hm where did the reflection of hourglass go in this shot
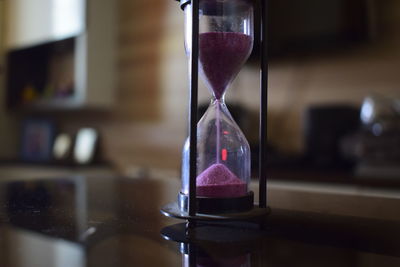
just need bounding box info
[180,0,254,213]
[161,222,265,267]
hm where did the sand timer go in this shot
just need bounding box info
[180,0,254,213]
[161,0,269,222]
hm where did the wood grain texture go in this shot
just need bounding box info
[0,1,18,160]
[52,0,400,173]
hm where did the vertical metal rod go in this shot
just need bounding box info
[188,0,199,217]
[259,0,268,208]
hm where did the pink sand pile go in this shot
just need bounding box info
[196,163,246,198]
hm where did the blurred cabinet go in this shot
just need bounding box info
[4,0,116,109]
[5,0,85,49]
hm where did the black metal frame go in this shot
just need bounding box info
[188,0,199,218]
[187,0,268,215]
[259,0,268,209]
[161,0,269,224]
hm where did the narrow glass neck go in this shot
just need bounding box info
[211,95,225,105]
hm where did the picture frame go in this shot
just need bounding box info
[21,119,55,162]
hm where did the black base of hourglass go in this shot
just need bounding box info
[178,191,254,213]
[160,195,270,223]
[160,220,268,244]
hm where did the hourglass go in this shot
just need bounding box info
[161,0,269,221]
[180,0,253,214]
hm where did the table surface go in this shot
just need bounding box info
[1,175,400,267]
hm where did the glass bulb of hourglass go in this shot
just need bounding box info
[181,0,254,201]
[199,32,253,100]
[195,100,251,197]
[181,34,253,198]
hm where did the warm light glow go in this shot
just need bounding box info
[74,128,98,164]
[53,133,72,160]
[5,0,85,49]
[52,0,85,39]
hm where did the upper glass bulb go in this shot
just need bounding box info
[185,0,254,99]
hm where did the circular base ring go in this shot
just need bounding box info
[161,222,267,245]
[160,201,270,222]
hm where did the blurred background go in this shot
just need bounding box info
[0,0,399,183]
[1,1,400,265]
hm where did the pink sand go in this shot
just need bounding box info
[196,163,246,198]
[199,32,253,100]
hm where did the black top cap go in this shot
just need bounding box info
[177,0,253,13]
[177,0,190,10]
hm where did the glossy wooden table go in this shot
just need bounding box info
[0,175,399,267]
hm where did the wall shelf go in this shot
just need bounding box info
[5,0,116,110]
